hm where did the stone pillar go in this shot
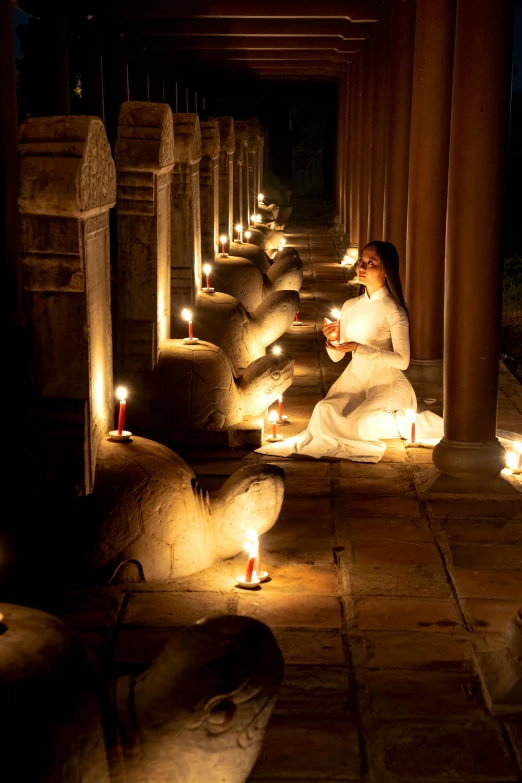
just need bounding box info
[349,53,363,248]
[115,102,174,375]
[200,120,221,263]
[368,2,391,241]
[432,0,514,484]
[211,116,235,240]
[358,37,375,252]
[171,114,202,316]
[383,0,416,281]
[258,133,265,195]
[234,120,249,228]
[18,116,116,495]
[246,118,261,223]
[405,0,456,392]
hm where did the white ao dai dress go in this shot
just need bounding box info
[258,285,443,462]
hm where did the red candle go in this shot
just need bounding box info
[117,400,126,436]
[272,420,277,438]
[245,550,255,582]
[206,273,210,289]
[411,420,416,444]
[245,231,251,243]
[220,235,227,256]
[189,320,193,340]
[295,311,299,323]
[278,396,283,420]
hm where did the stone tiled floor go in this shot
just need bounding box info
[16,219,522,781]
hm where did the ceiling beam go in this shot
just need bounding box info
[99,0,381,21]
[149,49,353,62]
[140,36,360,52]
[124,18,373,38]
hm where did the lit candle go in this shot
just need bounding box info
[272,345,281,356]
[278,395,283,420]
[347,247,359,261]
[116,386,127,436]
[244,539,257,583]
[220,234,228,256]
[279,237,286,247]
[341,254,351,266]
[405,409,416,443]
[506,451,518,471]
[245,529,260,575]
[331,308,341,343]
[258,192,264,204]
[252,214,261,225]
[515,441,522,470]
[245,231,251,243]
[236,223,243,242]
[203,263,211,290]
[182,308,193,340]
[270,409,278,439]
[295,311,300,323]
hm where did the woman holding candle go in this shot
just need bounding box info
[258,241,444,462]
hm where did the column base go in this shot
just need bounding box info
[405,359,443,399]
[432,436,507,479]
[415,467,520,498]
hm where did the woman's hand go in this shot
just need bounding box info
[326,340,358,353]
[322,320,338,340]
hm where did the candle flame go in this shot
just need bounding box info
[341,255,351,266]
[220,234,228,244]
[514,441,522,454]
[245,231,251,238]
[116,386,127,401]
[245,528,259,545]
[278,396,283,403]
[243,540,256,555]
[506,451,518,470]
[258,193,264,201]
[272,345,281,355]
[253,214,261,222]
[235,223,242,231]
[331,309,341,320]
[203,263,211,275]
[269,410,278,423]
[405,408,416,423]
[181,308,192,322]
[279,238,286,246]
[347,247,359,260]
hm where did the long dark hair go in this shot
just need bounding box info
[359,240,408,314]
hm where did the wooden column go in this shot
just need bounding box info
[432,0,514,483]
[349,53,363,248]
[368,2,391,241]
[406,0,457,390]
[335,77,345,226]
[233,120,248,228]
[358,37,376,252]
[383,0,416,281]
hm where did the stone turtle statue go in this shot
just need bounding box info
[212,252,303,312]
[148,340,294,431]
[171,289,298,373]
[0,604,284,783]
[91,436,284,582]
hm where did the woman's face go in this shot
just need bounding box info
[357,245,386,289]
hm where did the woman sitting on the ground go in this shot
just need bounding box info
[258,240,442,462]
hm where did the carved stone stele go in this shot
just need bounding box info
[200,119,221,264]
[234,120,249,229]
[19,116,116,495]
[210,116,235,239]
[115,101,175,372]
[246,118,262,225]
[0,604,284,783]
[171,113,202,316]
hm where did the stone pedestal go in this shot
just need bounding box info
[234,120,249,229]
[211,116,235,239]
[115,101,174,373]
[19,115,116,495]
[171,113,202,317]
[200,119,221,265]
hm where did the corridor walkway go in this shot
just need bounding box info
[18,217,522,781]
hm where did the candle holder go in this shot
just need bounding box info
[423,398,437,406]
[405,441,423,449]
[276,415,289,425]
[201,287,215,294]
[266,433,283,443]
[109,430,132,442]
[183,337,199,345]
[236,575,261,589]
[292,319,303,326]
